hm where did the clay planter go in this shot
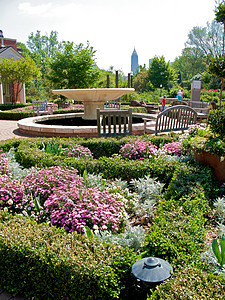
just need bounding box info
[194,150,225,184]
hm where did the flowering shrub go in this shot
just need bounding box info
[0,151,9,175]
[0,175,24,213]
[44,185,126,234]
[119,139,186,160]
[23,166,83,204]
[119,139,158,160]
[62,144,93,159]
[159,141,186,156]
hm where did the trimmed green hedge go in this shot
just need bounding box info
[14,138,179,183]
[0,212,139,300]
[0,103,28,111]
[0,109,84,120]
[151,266,225,299]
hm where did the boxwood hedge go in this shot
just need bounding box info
[0,212,140,300]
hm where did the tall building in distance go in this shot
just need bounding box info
[131,48,138,74]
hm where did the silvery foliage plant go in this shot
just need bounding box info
[130,175,164,217]
[214,197,225,224]
[201,197,225,276]
[6,148,34,179]
[95,226,146,252]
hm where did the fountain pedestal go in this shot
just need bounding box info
[52,88,135,119]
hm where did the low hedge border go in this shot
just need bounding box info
[0,106,145,120]
[151,265,225,299]
[14,138,179,183]
[0,109,84,120]
[0,212,139,300]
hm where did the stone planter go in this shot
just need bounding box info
[194,150,225,184]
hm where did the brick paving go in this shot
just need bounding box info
[0,120,37,141]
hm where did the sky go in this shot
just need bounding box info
[0,0,217,74]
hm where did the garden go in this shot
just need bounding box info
[0,108,225,299]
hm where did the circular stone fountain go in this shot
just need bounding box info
[52,88,134,119]
[18,88,155,137]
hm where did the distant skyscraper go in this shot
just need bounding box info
[131,48,138,74]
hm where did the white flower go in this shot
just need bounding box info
[7,200,13,205]
[102,225,107,230]
[93,224,98,230]
[220,156,224,162]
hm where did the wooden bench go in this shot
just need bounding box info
[32,100,53,116]
[144,105,197,135]
[105,98,121,110]
[97,108,132,137]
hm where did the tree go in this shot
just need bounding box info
[133,69,150,92]
[215,0,225,53]
[172,47,206,82]
[26,30,62,72]
[0,56,41,103]
[94,67,127,88]
[48,41,99,89]
[148,56,175,89]
[186,20,223,57]
[208,54,225,107]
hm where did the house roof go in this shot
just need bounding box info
[0,46,23,60]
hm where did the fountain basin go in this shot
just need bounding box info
[17,112,153,138]
[52,88,135,119]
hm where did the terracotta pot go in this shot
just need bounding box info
[194,150,225,184]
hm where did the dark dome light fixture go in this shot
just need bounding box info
[132,257,173,287]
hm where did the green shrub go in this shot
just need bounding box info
[150,266,225,299]
[208,108,225,138]
[0,108,83,120]
[0,103,29,111]
[0,212,138,300]
[164,161,218,202]
[14,139,179,182]
[144,200,206,267]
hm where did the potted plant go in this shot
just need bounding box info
[182,108,225,183]
[54,97,71,109]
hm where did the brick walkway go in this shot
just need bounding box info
[0,120,37,141]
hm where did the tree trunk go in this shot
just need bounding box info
[220,77,224,108]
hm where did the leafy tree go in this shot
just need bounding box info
[186,20,223,56]
[48,41,99,89]
[0,56,41,103]
[208,54,225,107]
[27,30,62,73]
[148,56,175,89]
[172,47,206,83]
[215,0,225,53]
[133,69,150,92]
[94,67,127,88]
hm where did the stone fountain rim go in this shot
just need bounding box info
[17,112,151,137]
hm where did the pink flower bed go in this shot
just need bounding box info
[119,139,158,160]
[23,166,84,204]
[0,162,125,234]
[0,152,9,175]
[0,175,24,213]
[159,141,186,156]
[44,186,124,234]
[61,145,92,158]
[119,140,185,160]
